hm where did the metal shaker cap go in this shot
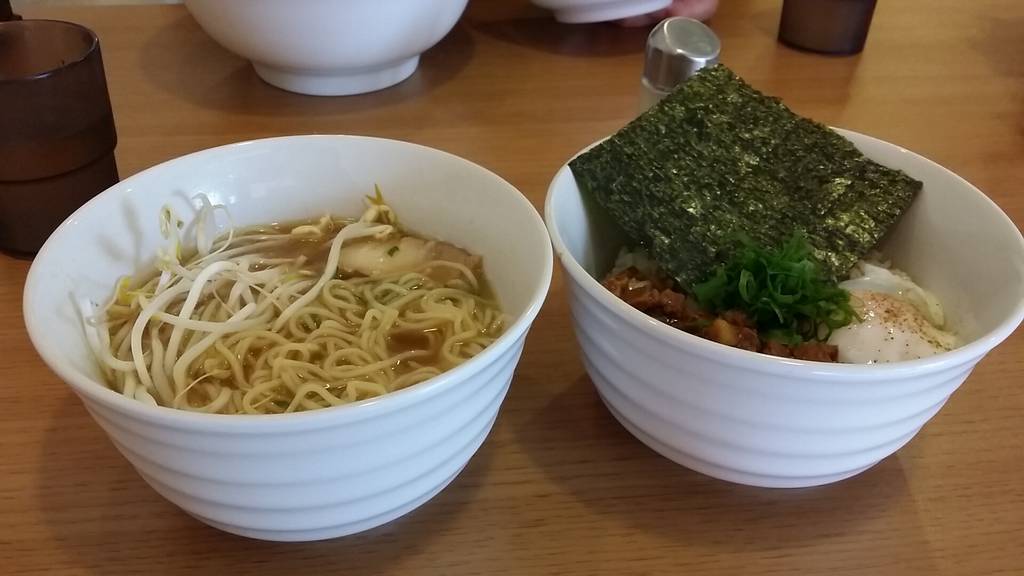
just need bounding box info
[643,17,720,92]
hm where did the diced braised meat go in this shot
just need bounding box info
[721,310,753,328]
[602,269,661,312]
[761,340,793,358]
[601,266,838,362]
[622,280,660,311]
[603,270,699,321]
[703,318,739,347]
[702,318,760,351]
[792,342,839,362]
[659,289,686,319]
[735,326,760,352]
[602,268,634,299]
[679,296,715,327]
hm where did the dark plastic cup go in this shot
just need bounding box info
[1,1,20,22]
[778,0,878,55]
[0,19,118,255]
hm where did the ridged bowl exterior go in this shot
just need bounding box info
[78,335,524,540]
[546,129,1024,488]
[25,135,553,540]
[568,280,969,487]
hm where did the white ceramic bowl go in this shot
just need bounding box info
[183,0,468,96]
[546,128,1024,488]
[25,135,552,541]
[530,0,671,23]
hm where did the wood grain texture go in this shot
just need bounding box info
[3,1,1022,574]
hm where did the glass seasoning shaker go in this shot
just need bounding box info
[639,17,721,113]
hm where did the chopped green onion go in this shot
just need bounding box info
[693,232,858,343]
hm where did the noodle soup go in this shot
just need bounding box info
[82,192,504,415]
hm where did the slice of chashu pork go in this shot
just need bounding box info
[339,234,482,283]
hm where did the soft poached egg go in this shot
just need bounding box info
[828,263,957,364]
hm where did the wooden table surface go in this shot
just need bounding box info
[4,1,1023,574]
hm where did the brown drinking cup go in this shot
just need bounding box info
[778,0,878,55]
[0,19,118,255]
[1,0,20,22]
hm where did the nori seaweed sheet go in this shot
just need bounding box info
[569,65,922,288]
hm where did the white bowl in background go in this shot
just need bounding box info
[531,0,671,23]
[24,135,553,541]
[545,128,1024,488]
[183,0,468,96]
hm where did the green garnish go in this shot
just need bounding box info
[366,183,386,206]
[692,232,858,342]
[387,246,399,257]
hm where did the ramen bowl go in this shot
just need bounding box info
[530,0,671,23]
[24,135,553,541]
[545,129,1024,488]
[184,0,468,96]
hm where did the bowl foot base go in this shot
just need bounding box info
[552,0,671,23]
[252,56,420,96]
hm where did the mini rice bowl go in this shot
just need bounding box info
[545,128,1024,488]
[24,135,553,541]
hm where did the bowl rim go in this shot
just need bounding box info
[23,134,554,430]
[545,127,1024,380]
